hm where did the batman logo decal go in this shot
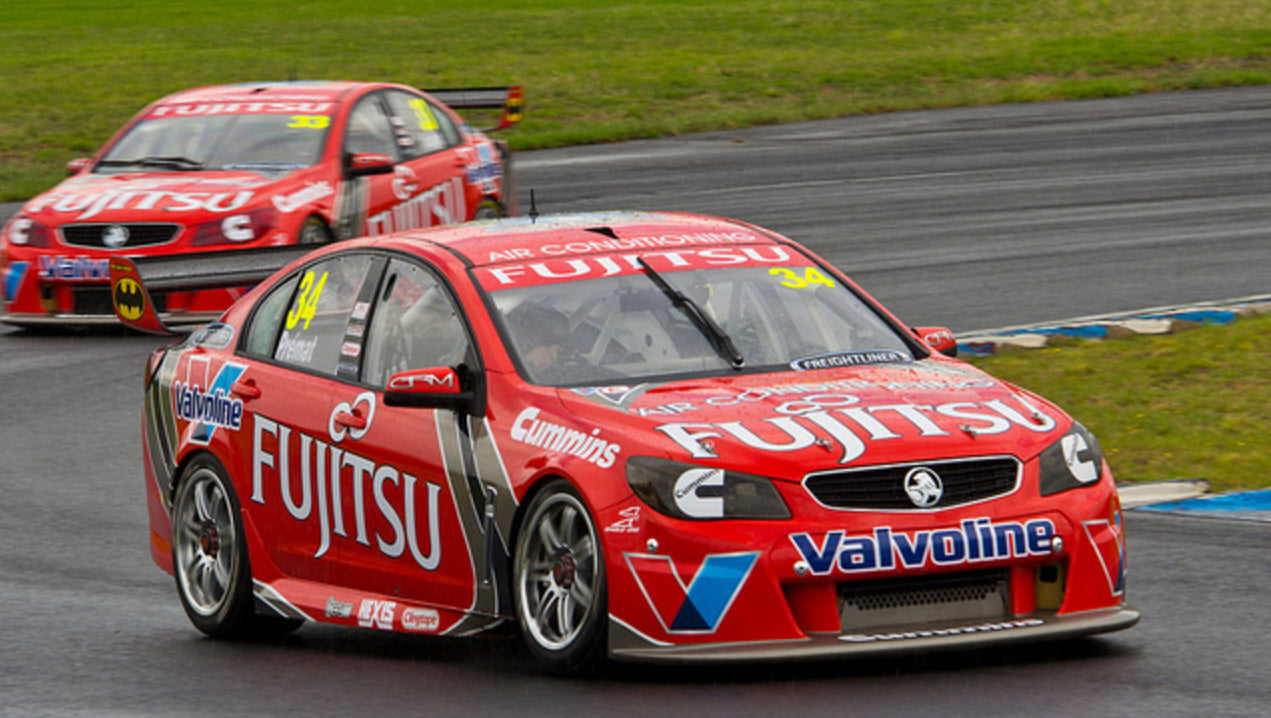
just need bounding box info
[113,277,145,321]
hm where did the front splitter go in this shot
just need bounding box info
[608,606,1139,663]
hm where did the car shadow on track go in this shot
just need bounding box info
[211,623,1137,684]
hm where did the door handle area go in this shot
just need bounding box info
[231,379,262,400]
[332,411,367,430]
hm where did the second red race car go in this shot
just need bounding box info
[111,212,1138,673]
[1,80,522,327]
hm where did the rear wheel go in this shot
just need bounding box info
[513,480,607,673]
[172,455,300,639]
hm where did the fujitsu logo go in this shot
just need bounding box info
[656,394,1057,465]
[27,188,254,220]
[250,408,441,571]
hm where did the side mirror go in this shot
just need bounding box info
[345,152,395,178]
[915,326,958,357]
[384,366,481,413]
[66,158,91,175]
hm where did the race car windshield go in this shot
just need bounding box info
[489,263,915,386]
[96,113,326,175]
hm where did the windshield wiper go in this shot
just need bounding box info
[637,257,745,370]
[97,156,204,170]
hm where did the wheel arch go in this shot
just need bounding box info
[505,471,594,554]
[506,471,612,672]
[169,446,237,502]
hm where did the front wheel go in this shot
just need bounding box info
[473,198,505,221]
[297,216,333,244]
[513,480,607,673]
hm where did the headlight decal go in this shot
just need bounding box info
[1038,422,1105,496]
[627,456,790,520]
[673,467,727,518]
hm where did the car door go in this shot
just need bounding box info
[231,251,382,584]
[335,90,466,239]
[327,255,512,625]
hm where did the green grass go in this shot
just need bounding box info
[970,313,1271,492]
[5,2,1269,492]
[2,0,1271,199]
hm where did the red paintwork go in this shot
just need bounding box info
[134,213,1134,660]
[1,81,512,325]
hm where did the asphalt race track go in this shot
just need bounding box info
[3,87,1270,717]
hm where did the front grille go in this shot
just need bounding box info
[804,457,1019,510]
[839,568,1009,632]
[61,223,181,248]
[71,287,115,315]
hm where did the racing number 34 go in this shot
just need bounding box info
[770,267,834,290]
[287,270,328,331]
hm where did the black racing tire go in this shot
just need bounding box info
[297,216,333,244]
[513,479,608,674]
[473,198,505,221]
[171,455,300,639]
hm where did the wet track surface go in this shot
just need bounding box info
[3,87,1271,716]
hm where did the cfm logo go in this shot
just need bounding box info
[625,551,759,634]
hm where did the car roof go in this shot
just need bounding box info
[367,211,788,270]
[153,80,375,107]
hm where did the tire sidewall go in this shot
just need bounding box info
[171,454,255,638]
[473,198,505,221]
[297,216,333,244]
[513,479,608,673]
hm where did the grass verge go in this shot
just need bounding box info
[2,0,1271,199]
[970,313,1271,491]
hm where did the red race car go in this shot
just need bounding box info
[111,212,1137,673]
[1,81,522,327]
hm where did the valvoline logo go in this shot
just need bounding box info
[173,356,247,445]
[625,551,759,633]
[2,261,27,302]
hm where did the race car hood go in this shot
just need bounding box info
[18,171,287,224]
[562,358,1071,480]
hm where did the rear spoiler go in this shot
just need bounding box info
[424,85,524,131]
[109,246,312,335]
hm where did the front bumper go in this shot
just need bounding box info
[1,264,230,328]
[599,467,1134,662]
[609,606,1139,663]
[1,307,222,328]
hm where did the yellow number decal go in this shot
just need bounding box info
[769,267,835,289]
[770,267,804,288]
[803,267,835,288]
[287,115,331,129]
[286,270,328,330]
[408,99,439,131]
